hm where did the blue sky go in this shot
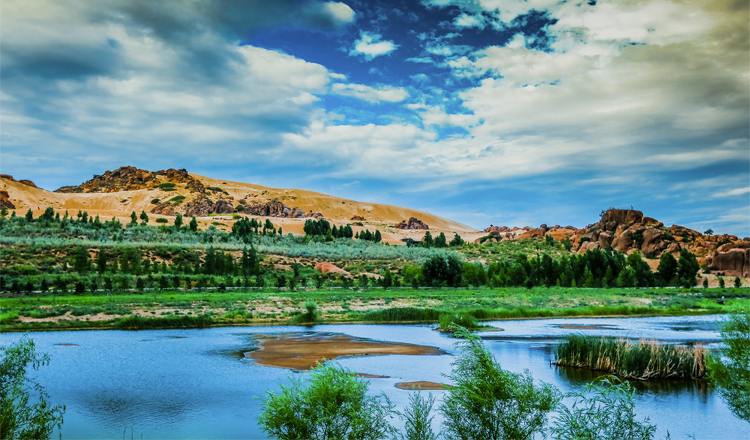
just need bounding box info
[1,0,748,235]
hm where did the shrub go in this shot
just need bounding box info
[167,195,186,205]
[707,308,750,421]
[151,198,160,204]
[552,377,657,440]
[155,218,168,224]
[290,300,319,324]
[258,362,396,440]
[0,336,66,438]
[440,327,561,440]
[400,392,437,440]
[158,183,177,191]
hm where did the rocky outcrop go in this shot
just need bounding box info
[599,209,643,231]
[351,215,366,221]
[150,203,176,216]
[518,226,547,239]
[55,166,205,194]
[578,241,600,254]
[314,262,349,275]
[395,217,429,230]
[0,190,15,209]
[185,195,212,217]
[0,175,37,188]
[242,199,306,218]
[611,229,634,253]
[710,249,750,277]
[212,199,234,215]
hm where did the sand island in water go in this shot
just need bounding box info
[245,332,447,370]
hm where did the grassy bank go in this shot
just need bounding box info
[554,335,708,379]
[1,286,748,331]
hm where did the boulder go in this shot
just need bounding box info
[578,241,600,254]
[546,228,575,240]
[0,190,15,209]
[185,195,212,217]
[17,180,37,188]
[310,212,324,219]
[598,232,612,249]
[150,203,176,216]
[611,229,634,253]
[289,208,306,218]
[599,209,643,231]
[314,262,349,275]
[718,241,750,253]
[642,217,663,227]
[394,217,429,230]
[641,229,667,256]
[665,242,681,255]
[518,226,547,239]
[211,199,234,214]
[351,215,366,221]
[712,249,750,277]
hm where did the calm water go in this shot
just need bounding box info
[1,315,746,439]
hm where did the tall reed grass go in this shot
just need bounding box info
[113,314,213,330]
[554,335,707,379]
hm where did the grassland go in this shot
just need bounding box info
[1,286,747,332]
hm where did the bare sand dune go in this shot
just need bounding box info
[1,173,478,238]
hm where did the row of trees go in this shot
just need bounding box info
[421,231,464,248]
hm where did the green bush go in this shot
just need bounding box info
[0,312,19,325]
[158,183,177,191]
[113,314,213,329]
[167,195,186,204]
[151,198,160,204]
[258,362,396,440]
[155,218,168,224]
[707,308,750,421]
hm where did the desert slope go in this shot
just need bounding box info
[0,169,476,236]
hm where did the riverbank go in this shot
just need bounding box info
[1,286,747,332]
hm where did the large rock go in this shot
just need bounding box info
[599,209,643,231]
[151,203,176,215]
[712,249,750,277]
[598,232,612,249]
[0,190,15,209]
[518,225,547,239]
[641,228,668,256]
[395,217,429,230]
[611,229,634,253]
[578,241,600,254]
[718,241,750,253]
[642,217,663,227]
[185,195,212,217]
[54,166,205,194]
[665,242,681,255]
[211,199,234,214]
[351,215,366,221]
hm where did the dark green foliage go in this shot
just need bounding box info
[25,209,33,223]
[151,198,160,204]
[440,327,561,440]
[657,252,677,285]
[189,216,198,232]
[258,362,396,440]
[434,232,447,248]
[555,335,706,379]
[291,300,319,324]
[677,248,699,287]
[707,309,750,421]
[449,234,464,247]
[552,377,657,440]
[1,336,65,439]
[130,211,137,225]
[158,182,176,191]
[155,218,168,224]
[422,255,463,287]
[113,314,213,329]
[735,277,742,288]
[139,210,149,225]
[422,231,434,248]
[438,312,479,330]
[360,307,442,322]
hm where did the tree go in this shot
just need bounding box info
[562,235,572,251]
[552,377,657,440]
[0,206,8,219]
[0,336,65,439]
[24,209,33,223]
[735,277,742,288]
[703,277,709,289]
[73,246,90,273]
[656,252,678,285]
[189,216,198,233]
[719,276,725,289]
[258,362,396,440]
[374,230,382,243]
[97,249,107,275]
[707,309,750,421]
[704,229,714,236]
[450,234,464,247]
[422,231,433,248]
[129,211,138,225]
[174,214,183,229]
[422,255,463,287]
[440,327,561,440]
[677,248,700,287]
[139,210,149,225]
[434,232,447,248]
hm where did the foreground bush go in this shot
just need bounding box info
[258,362,396,440]
[440,327,561,440]
[1,336,65,439]
[707,308,750,421]
[552,377,657,440]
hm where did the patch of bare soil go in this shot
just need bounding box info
[246,332,446,370]
[395,381,450,390]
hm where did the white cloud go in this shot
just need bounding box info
[349,32,398,60]
[454,13,485,29]
[712,187,750,198]
[322,2,356,25]
[331,83,409,103]
[406,56,435,64]
[410,73,430,83]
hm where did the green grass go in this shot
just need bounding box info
[555,335,707,379]
[113,314,213,330]
[1,287,747,331]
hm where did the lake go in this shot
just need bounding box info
[1,315,746,439]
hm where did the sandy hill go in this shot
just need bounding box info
[0,167,476,244]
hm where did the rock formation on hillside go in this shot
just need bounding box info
[55,166,205,194]
[0,190,15,209]
[395,217,429,230]
[351,215,366,221]
[0,175,37,188]
[239,199,307,218]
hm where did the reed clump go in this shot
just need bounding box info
[554,335,707,379]
[113,314,213,330]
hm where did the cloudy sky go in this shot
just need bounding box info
[2,0,748,235]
